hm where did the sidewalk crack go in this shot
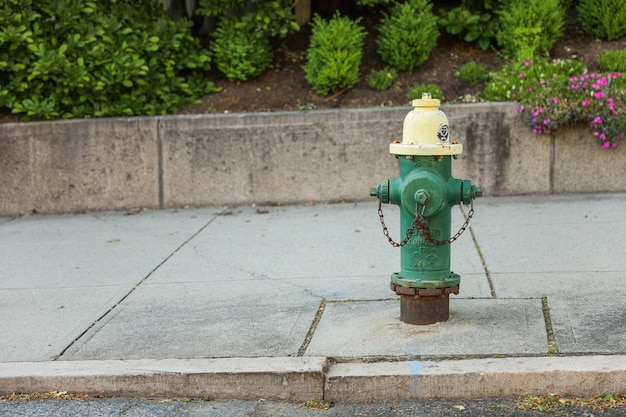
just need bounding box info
[297,300,326,357]
[542,296,559,355]
[461,205,496,298]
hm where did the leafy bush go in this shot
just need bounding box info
[518,72,626,148]
[377,0,439,71]
[577,0,626,40]
[438,6,497,50]
[482,58,586,102]
[408,84,444,101]
[197,0,298,82]
[598,50,626,72]
[0,0,217,121]
[496,0,565,59]
[303,13,366,95]
[454,61,490,85]
[211,19,273,81]
[367,67,397,90]
[197,0,299,39]
[355,0,394,6]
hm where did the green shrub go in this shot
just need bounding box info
[598,50,626,72]
[481,58,586,102]
[578,0,626,40]
[303,13,366,95]
[355,0,394,6]
[496,0,565,60]
[367,67,397,90]
[377,0,439,71]
[0,0,218,121]
[197,0,299,39]
[211,19,273,81]
[408,84,444,101]
[438,7,497,50]
[454,61,490,85]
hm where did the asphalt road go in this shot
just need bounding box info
[2,398,626,417]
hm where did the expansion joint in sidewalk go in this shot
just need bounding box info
[542,296,559,354]
[460,205,496,297]
[54,215,219,360]
[297,300,326,357]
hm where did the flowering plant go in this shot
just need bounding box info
[482,59,586,102]
[514,61,626,148]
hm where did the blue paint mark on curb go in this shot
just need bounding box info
[410,361,421,396]
[411,361,421,375]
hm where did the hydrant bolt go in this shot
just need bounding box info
[414,190,428,206]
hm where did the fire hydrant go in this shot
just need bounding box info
[370,93,482,325]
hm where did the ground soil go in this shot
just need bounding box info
[179,10,626,116]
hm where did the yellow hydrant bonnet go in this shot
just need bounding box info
[389,93,463,156]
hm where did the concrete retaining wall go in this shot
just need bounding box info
[1,102,624,216]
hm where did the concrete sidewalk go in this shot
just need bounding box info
[1,193,625,401]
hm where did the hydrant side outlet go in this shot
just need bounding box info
[372,93,482,325]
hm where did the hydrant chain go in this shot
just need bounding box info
[417,202,474,246]
[376,199,474,247]
[377,199,418,247]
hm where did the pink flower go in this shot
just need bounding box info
[602,141,611,149]
[582,100,591,106]
[552,97,559,104]
[527,87,533,92]
[591,116,603,124]
[594,91,604,99]
[518,73,524,78]
[523,60,531,67]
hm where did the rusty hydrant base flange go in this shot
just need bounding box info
[399,295,451,325]
[391,283,459,325]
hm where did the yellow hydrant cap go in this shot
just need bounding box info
[389,93,463,156]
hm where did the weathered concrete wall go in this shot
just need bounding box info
[0,118,159,215]
[1,103,624,216]
[160,108,404,208]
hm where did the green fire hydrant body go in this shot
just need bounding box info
[371,94,482,325]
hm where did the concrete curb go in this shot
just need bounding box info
[326,356,626,401]
[0,357,327,400]
[2,355,625,401]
